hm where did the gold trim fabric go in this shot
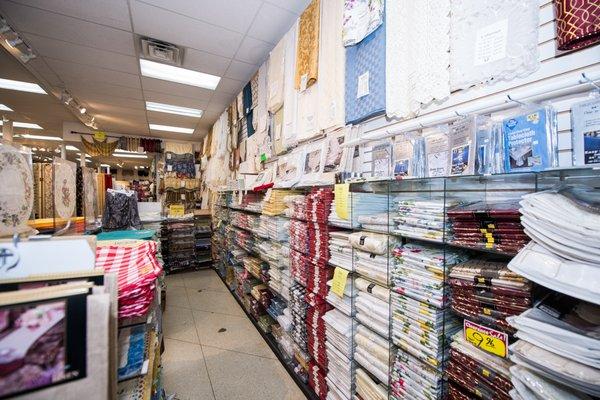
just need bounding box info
[81,136,119,157]
[295,0,320,90]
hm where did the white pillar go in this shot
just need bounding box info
[2,120,13,142]
[60,143,66,159]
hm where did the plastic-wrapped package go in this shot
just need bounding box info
[423,125,450,177]
[510,365,593,400]
[448,116,477,176]
[275,148,305,188]
[392,132,421,177]
[299,139,327,186]
[501,104,558,173]
[571,96,600,166]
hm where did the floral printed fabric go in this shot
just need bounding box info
[342,0,384,46]
[53,157,76,220]
[295,0,320,90]
[0,142,33,236]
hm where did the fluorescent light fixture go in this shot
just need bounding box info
[20,134,62,141]
[145,101,203,118]
[114,148,146,154]
[140,59,220,90]
[66,145,79,151]
[100,163,111,168]
[112,153,148,159]
[76,158,91,163]
[149,123,194,134]
[0,104,13,111]
[0,121,43,129]
[0,78,46,94]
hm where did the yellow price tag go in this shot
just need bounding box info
[334,183,350,220]
[464,320,508,358]
[485,242,494,248]
[487,224,495,229]
[169,204,185,218]
[331,267,349,297]
[481,368,491,378]
[94,130,106,141]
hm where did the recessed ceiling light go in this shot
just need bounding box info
[0,121,43,129]
[140,59,220,90]
[145,101,203,118]
[149,123,194,134]
[20,134,62,141]
[111,153,148,159]
[0,78,46,94]
[0,104,13,111]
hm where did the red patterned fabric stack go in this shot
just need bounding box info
[96,241,162,319]
[308,360,329,400]
[554,0,600,50]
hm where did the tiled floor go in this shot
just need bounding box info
[163,269,307,400]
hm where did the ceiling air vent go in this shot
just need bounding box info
[140,37,183,65]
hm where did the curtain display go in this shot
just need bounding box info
[342,0,385,46]
[345,18,386,124]
[283,21,300,149]
[53,157,76,220]
[81,135,119,157]
[267,35,286,113]
[0,141,33,237]
[295,0,321,90]
[450,0,540,90]
[386,0,450,119]
[554,0,600,51]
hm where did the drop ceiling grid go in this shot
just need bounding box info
[0,0,310,138]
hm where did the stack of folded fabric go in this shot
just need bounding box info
[449,259,532,334]
[328,231,353,271]
[323,309,354,400]
[284,194,308,220]
[263,189,303,215]
[509,185,600,304]
[506,291,600,399]
[355,278,389,339]
[231,228,255,254]
[161,217,197,272]
[355,325,390,387]
[393,198,451,242]
[306,187,334,224]
[306,294,331,398]
[392,242,466,309]
[447,201,528,254]
[291,249,310,287]
[231,210,260,232]
[96,241,162,319]
[290,219,309,254]
[357,213,392,233]
[325,277,356,317]
[329,200,354,229]
[235,191,263,212]
[309,360,328,400]
[242,255,268,282]
[350,231,395,286]
[290,282,308,352]
[265,215,290,241]
[444,333,513,400]
[356,368,387,400]
[352,193,390,228]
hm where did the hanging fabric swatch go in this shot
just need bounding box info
[268,36,286,113]
[386,0,450,119]
[53,157,76,220]
[255,61,268,135]
[345,17,386,124]
[283,21,300,149]
[243,81,255,137]
[450,0,540,90]
[295,0,321,90]
[318,0,346,132]
[165,141,193,155]
[297,84,319,141]
[554,0,600,51]
[342,0,385,46]
[0,141,33,237]
[81,135,119,157]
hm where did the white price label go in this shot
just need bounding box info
[357,71,370,99]
[474,19,508,66]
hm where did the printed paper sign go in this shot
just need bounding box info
[169,204,185,218]
[464,319,508,358]
[334,183,350,220]
[331,267,349,297]
[357,71,370,99]
[474,19,508,66]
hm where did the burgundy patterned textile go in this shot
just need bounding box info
[554,0,600,50]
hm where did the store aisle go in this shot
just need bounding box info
[162,269,307,400]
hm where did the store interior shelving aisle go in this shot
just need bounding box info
[162,269,306,400]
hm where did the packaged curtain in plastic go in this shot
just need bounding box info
[271,106,285,156]
[449,0,539,90]
[342,0,384,46]
[299,139,327,186]
[317,0,345,132]
[423,125,450,177]
[323,309,354,399]
[345,16,386,124]
[355,325,390,385]
[370,141,393,179]
[448,116,477,176]
[275,148,305,188]
[328,231,353,270]
[295,0,320,90]
[393,198,450,242]
[501,105,558,173]
[355,279,390,338]
[386,0,450,119]
[554,0,600,51]
[356,367,387,400]
[392,132,422,178]
[283,21,300,150]
[572,96,600,166]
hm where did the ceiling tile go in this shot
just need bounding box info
[208,91,235,110]
[215,77,244,95]
[26,58,63,87]
[74,94,145,110]
[137,0,262,34]
[0,1,135,55]
[142,91,209,110]
[24,33,138,74]
[10,0,132,31]
[263,0,311,14]
[130,1,244,58]
[184,48,230,77]
[0,46,39,81]
[45,58,141,89]
[68,82,144,100]
[224,60,258,82]
[234,36,272,65]
[247,3,297,44]
[141,77,213,101]
[89,103,147,119]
